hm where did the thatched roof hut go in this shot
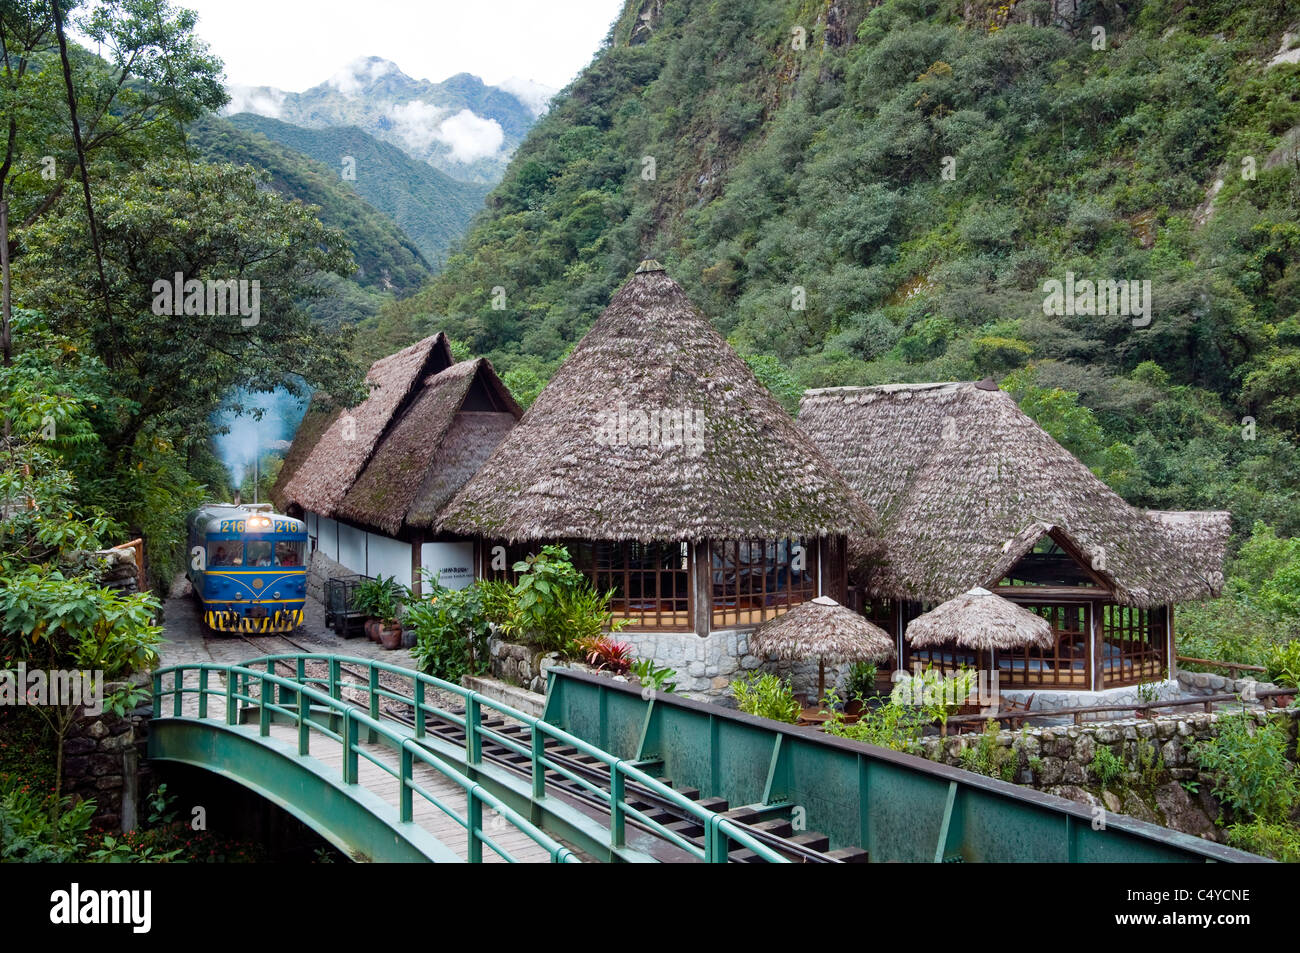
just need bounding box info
[750,596,895,663]
[797,381,1230,608]
[906,588,1054,651]
[751,595,894,700]
[439,262,874,543]
[337,358,520,535]
[275,333,454,517]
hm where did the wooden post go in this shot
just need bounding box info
[691,539,711,636]
[410,532,423,599]
[1,201,11,369]
[1090,601,1104,691]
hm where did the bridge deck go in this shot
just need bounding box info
[172,675,558,863]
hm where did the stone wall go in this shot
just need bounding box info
[919,706,1300,840]
[62,673,153,832]
[307,549,355,606]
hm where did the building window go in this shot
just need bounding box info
[997,603,1090,688]
[484,539,691,631]
[1102,605,1165,686]
[710,538,816,628]
[998,538,1099,588]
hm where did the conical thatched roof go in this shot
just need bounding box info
[277,333,454,516]
[439,263,875,543]
[336,359,521,535]
[906,587,1054,651]
[750,596,895,663]
[798,381,1230,608]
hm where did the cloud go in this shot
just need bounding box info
[328,56,397,97]
[435,109,504,163]
[223,84,286,118]
[386,99,449,150]
[497,76,559,117]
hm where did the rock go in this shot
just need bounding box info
[1046,785,1101,808]
[86,721,109,740]
[1036,757,1064,785]
[1155,781,1217,839]
[1119,790,1161,825]
[1102,790,1122,814]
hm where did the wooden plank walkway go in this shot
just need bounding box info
[163,671,560,863]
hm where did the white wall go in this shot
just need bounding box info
[368,533,414,588]
[421,541,475,590]
[337,522,367,577]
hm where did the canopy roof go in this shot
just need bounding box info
[750,596,895,664]
[906,587,1054,651]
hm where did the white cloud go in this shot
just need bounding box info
[385,99,449,150]
[223,84,286,117]
[498,76,559,117]
[327,56,397,97]
[435,109,505,163]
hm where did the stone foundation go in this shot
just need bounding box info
[61,673,153,832]
[307,549,356,605]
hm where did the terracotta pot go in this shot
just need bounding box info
[379,623,403,650]
[365,618,380,642]
[844,699,865,718]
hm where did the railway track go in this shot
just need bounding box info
[212,627,864,862]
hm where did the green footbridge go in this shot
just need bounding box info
[148,656,1265,863]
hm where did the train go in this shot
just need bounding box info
[185,502,308,634]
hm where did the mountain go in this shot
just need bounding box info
[223,114,490,265]
[368,0,1300,543]
[188,115,430,328]
[224,57,556,182]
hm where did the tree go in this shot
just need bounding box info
[20,159,366,465]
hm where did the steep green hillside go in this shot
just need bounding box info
[189,115,430,295]
[372,0,1300,538]
[224,113,490,265]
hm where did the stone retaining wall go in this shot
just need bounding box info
[919,706,1300,840]
[307,549,356,606]
[61,673,153,832]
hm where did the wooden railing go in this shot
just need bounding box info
[942,685,1297,733]
[1176,655,1267,675]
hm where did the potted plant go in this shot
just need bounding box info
[352,576,407,645]
[843,661,878,719]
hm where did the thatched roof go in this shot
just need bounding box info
[276,334,453,516]
[439,263,874,543]
[336,359,521,535]
[750,596,895,663]
[906,588,1054,651]
[270,394,339,510]
[798,381,1230,607]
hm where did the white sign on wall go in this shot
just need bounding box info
[420,542,476,591]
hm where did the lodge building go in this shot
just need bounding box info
[274,262,1230,697]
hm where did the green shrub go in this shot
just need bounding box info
[407,583,491,684]
[731,672,801,724]
[0,777,95,862]
[959,721,1018,782]
[351,574,407,623]
[1089,746,1126,789]
[825,700,927,754]
[1193,712,1299,823]
[1265,640,1300,688]
[502,546,622,654]
[1225,819,1300,862]
[630,658,678,694]
[845,661,878,701]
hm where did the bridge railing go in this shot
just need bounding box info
[153,661,579,863]
[187,653,786,863]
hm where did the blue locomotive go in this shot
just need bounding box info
[185,502,308,634]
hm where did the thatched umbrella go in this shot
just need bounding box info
[906,587,1054,655]
[750,596,895,701]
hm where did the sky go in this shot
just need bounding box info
[161,0,626,91]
